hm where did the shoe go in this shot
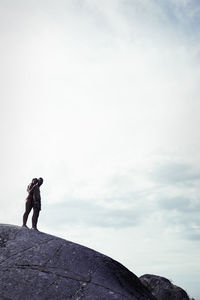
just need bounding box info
[22,225,29,229]
[31,227,39,231]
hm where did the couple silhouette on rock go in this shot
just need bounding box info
[22,177,43,231]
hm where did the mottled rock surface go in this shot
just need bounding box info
[140,274,190,300]
[0,224,155,300]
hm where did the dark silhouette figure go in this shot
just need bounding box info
[23,177,43,230]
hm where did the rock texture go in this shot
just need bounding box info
[140,274,190,300]
[0,224,155,300]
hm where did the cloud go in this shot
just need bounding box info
[43,199,144,229]
[163,208,200,241]
[150,162,200,185]
[151,161,200,241]
[159,196,191,212]
[38,158,200,242]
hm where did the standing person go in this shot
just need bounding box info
[23,178,38,228]
[22,177,43,230]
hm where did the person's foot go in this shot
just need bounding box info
[31,227,39,231]
[22,225,29,229]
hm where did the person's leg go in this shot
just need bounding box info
[32,207,40,229]
[22,199,32,227]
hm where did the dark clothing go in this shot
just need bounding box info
[26,184,41,210]
[32,184,41,211]
[32,207,40,228]
[23,198,40,228]
[23,183,41,228]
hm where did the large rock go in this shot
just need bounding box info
[0,224,155,300]
[140,274,190,300]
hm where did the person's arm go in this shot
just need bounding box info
[27,184,31,193]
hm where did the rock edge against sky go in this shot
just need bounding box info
[0,224,155,300]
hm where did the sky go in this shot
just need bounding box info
[0,0,200,298]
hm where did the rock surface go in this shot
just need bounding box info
[140,274,190,300]
[0,224,155,300]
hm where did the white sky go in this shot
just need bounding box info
[0,0,200,298]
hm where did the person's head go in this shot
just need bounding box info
[38,177,43,186]
[32,178,38,185]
